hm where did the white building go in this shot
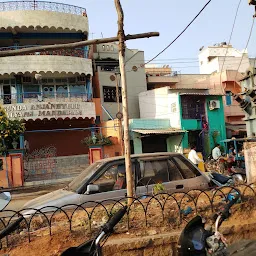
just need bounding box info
[91,43,147,121]
[198,43,252,74]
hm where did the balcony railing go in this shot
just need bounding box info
[0,45,89,59]
[1,92,92,105]
[0,1,87,15]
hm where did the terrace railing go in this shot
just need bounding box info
[0,1,87,15]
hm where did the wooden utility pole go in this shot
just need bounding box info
[115,72,124,155]
[0,32,159,57]
[114,0,133,205]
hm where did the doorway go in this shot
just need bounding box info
[3,85,11,104]
[142,135,167,153]
[188,131,203,152]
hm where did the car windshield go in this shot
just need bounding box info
[66,161,104,192]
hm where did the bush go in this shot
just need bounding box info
[0,105,25,154]
[81,134,113,147]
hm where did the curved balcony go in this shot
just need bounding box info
[0,55,92,75]
[0,1,88,33]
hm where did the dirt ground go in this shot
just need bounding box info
[1,188,256,256]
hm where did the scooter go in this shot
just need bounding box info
[229,167,247,183]
[177,192,256,255]
[61,206,127,256]
[208,172,244,187]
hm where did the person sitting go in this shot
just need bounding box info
[212,144,222,160]
[113,165,126,190]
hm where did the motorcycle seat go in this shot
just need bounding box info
[211,172,230,184]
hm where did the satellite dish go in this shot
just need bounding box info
[35,74,42,81]
[0,192,11,210]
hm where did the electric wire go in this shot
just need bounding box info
[234,17,255,82]
[144,0,212,66]
[219,0,242,94]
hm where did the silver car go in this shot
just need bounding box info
[22,152,210,214]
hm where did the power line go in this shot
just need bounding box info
[220,0,242,94]
[235,17,255,82]
[144,0,212,65]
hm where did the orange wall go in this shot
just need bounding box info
[224,81,241,94]
[103,137,122,158]
[0,154,23,188]
[101,120,122,158]
[0,157,11,188]
[223,81,245,124]
[92,71,101,98]
[93,98,103,120]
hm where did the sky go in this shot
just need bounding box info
[28,0,256,73]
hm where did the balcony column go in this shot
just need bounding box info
[84,46,89,58]
[19,134,24,150]
[15,75,23,103]
[86,75,92,100]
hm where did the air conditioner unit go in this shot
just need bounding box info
[209,100,220,110]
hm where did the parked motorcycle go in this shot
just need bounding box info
[177,192,256,255]
[208,172,244,187]
[61,206,127,256]
[229,167,247,183]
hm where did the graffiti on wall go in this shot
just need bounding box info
[24,146,58,182]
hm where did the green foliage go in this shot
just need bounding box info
[153,183,165,195]
[81,133,113,147]
[0,105,25,154]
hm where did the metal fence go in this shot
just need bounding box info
[0,1,86,15]
[0,184,256,248]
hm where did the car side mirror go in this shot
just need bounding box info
[85,184,100,195]
[0,192,11,210]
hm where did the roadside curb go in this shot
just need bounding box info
[0,177,73,195]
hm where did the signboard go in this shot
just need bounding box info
[244,142,256,183]
[3,102,96,120]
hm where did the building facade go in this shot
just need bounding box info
[91,43,147,121]
[198,43,256,137]
[198,43,251,74]
[139,86,226,157]
[0,1,96,181]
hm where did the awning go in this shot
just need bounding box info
[132,129,186,135]
[179,92,223,96]
[0,55,93,75]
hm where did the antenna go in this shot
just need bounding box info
[90,32,95,39]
